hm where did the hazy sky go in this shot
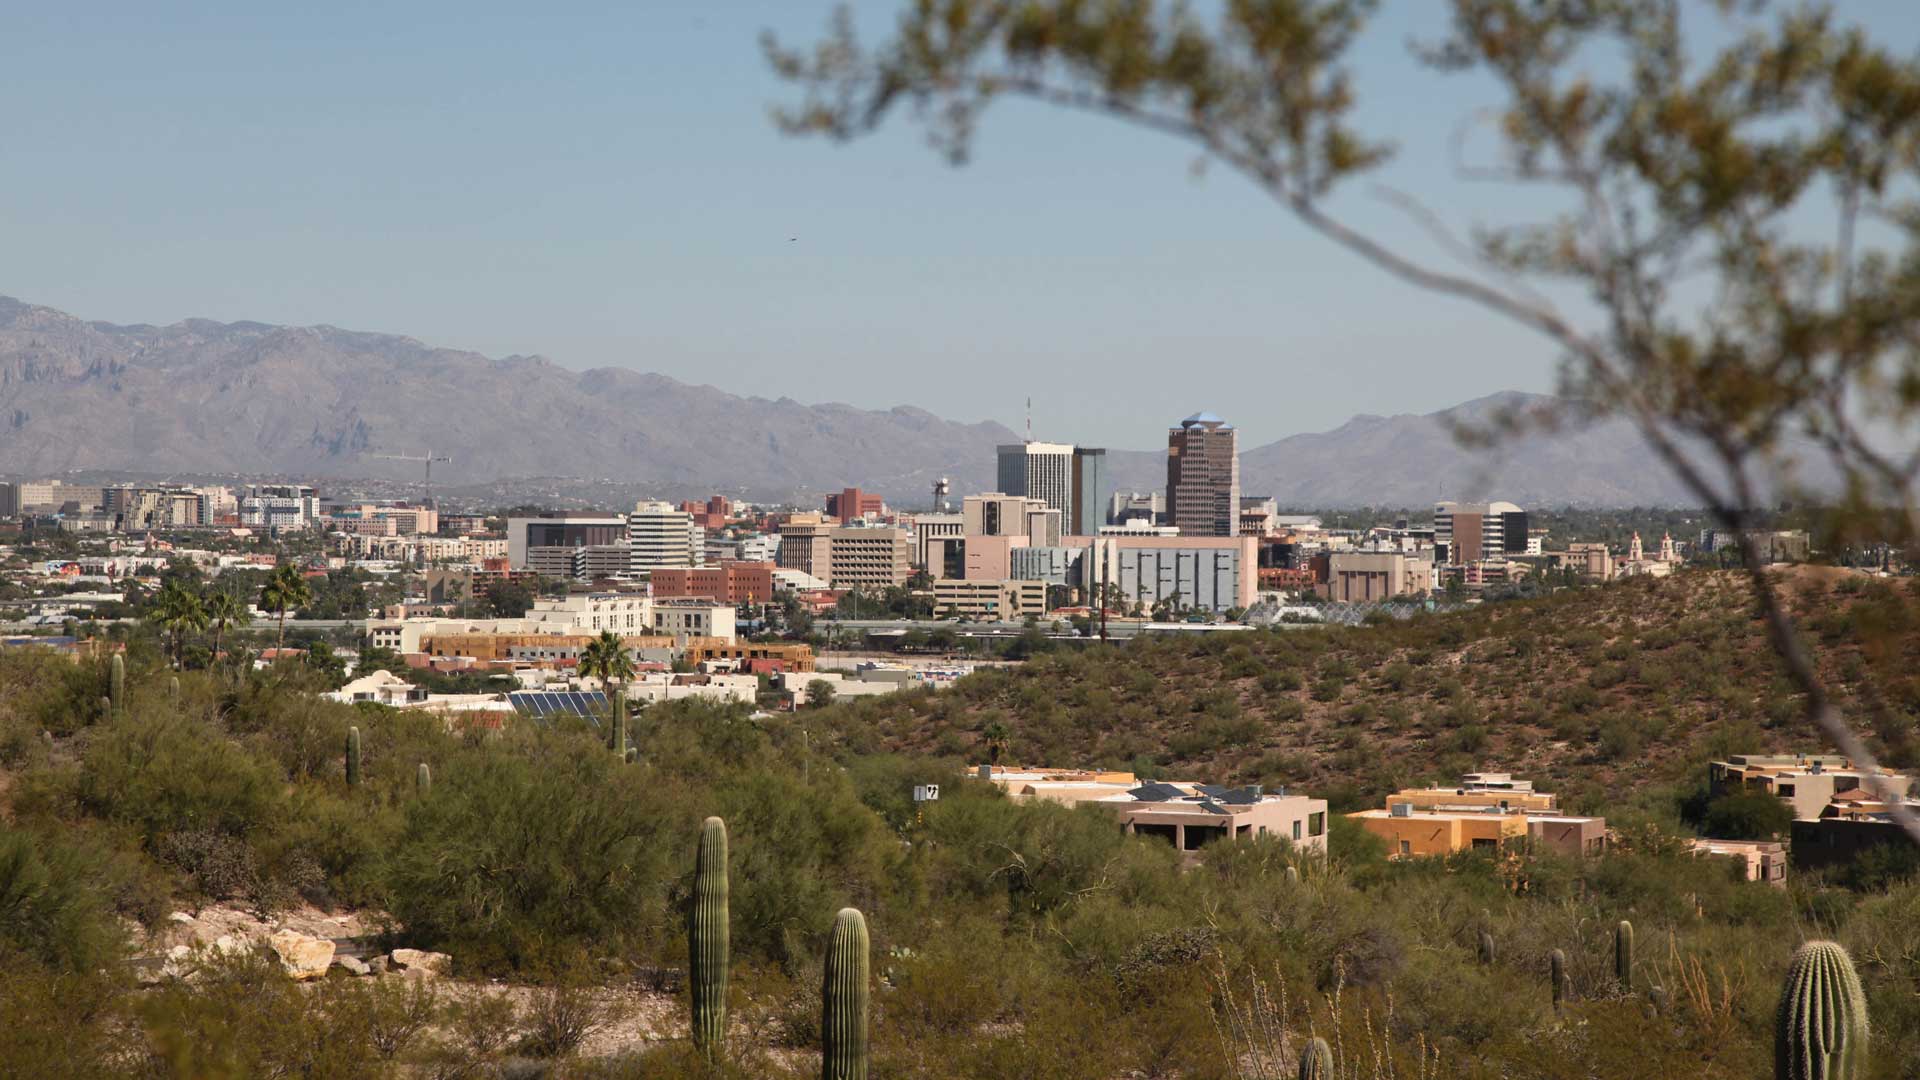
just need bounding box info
[4,2,1915,451]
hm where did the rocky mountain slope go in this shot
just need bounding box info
[0,296,1015,500]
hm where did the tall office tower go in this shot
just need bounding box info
[1166,413,1241,537]
[995,441,1075,515]
[1433,501,1528,565]
[629,500,702,574]
[1070,446,1107,536]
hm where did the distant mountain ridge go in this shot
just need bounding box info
[0,296,1015,501]
[0,296,1774,506]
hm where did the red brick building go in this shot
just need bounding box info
[825,486,885,521]
[650,560,776,605]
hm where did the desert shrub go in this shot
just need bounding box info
[0,823,132,971]
[1700,792,1793,840]
[383,734,678,972]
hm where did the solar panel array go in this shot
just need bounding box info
[507,691,609,727]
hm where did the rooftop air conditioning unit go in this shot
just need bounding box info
[1389,803,1412,818]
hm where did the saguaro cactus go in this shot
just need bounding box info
[613,703,628,761]
[1478,930,1496,966]
[822,907,869,1080]
[1615,920,1635,989]
[1776,940,1869,1080]
[1298,1036,1334,1080]
[690,817,730,1058]
[1551,949,1570,1012]
[109,654,125,715]
[1284,864,1299,884]
[169,676,180,702]
[99,695,112,721]
[416,762,431,797]
[346,726,362,787]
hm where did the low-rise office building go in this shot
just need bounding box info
[651,600,737,643]
[932,578,1048,621]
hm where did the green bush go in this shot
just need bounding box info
[384,733,677,972]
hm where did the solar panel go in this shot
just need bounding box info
[1128,782,1186,803]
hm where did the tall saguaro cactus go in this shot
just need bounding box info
[1551,949,1570,1012]
[346,726,362,787]
[690,817,731,1058]
[416,762,431,797]
[1478,930,1496,966]
[1298,1036,1334,1080]
[822,907,869,1080]
[1615,920,1635,989]
[109,654,125,716]
[1777,940,1869,1080]
[169,676,180,703]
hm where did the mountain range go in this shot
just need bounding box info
[0,295,1754,507]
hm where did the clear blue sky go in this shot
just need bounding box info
[3,2,1914,451]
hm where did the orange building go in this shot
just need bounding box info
[1348,806,1529,858]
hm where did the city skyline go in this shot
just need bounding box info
[15,5,1912,450]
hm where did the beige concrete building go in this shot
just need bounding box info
[827,526,912,591]
[1709,754,1917,820]
[1688,838,1788,886]
[651,600,737,643]
[1320,550,1435,602]
[933,578,1048,621]
[776,514,833,578]
[980,767,1329,860]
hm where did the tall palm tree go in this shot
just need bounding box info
[151,579,208,671]
[577,630,636,750]
[260,563,313,661]
[205,589,251,668]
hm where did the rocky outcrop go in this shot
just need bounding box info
[389,949,452,977]
[268,929,336,981]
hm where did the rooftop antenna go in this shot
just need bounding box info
[1025,397,1032,443]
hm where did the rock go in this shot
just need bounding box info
[268,929,336,981]
[209,934,248,957]
[388,948,451,977]
[366,955,389,976]
[166,912,196,925]
[333,954,371,977]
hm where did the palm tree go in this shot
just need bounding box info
[577,630,636,751]
[982,721,1011,765]
[205,588,250,666]
[260,563,313,661]
[151,579,208,670]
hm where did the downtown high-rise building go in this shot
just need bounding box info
[996,442,1074,515]
[1433,501,1528,565]
[995,441,1107,535]
[1166,412,1240,537]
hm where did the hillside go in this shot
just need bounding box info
[811,568,1920,812]
[0,296,1017,500]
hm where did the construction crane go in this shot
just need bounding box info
[367,451,453,507]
